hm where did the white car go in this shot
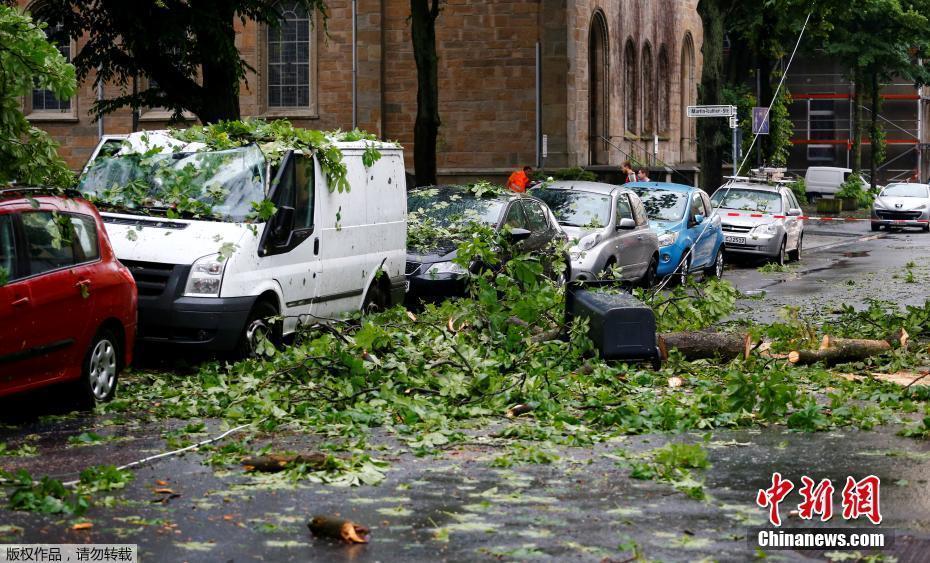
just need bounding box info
[871,183,930,232]
[79,131,407,355]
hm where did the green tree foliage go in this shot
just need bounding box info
[40,0,329,124]
[0,5,76,187]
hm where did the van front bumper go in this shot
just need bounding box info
[137,295,256,352]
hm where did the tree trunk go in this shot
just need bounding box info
[193,3,241,124]
[868,72,880,190]
[696,0,728,193]
[657,331,752,361]
[852,69,863,173]
[411,0,441,187]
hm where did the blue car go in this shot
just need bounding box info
[629,182,725,283]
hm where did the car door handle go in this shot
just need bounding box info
[12,297,29,307]
[313,238,320,255]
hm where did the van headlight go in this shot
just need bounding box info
[657,231,679,247]
[184,253,227,297]
[426,261,468,276]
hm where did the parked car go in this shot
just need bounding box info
[0,189,136,404]
[805,166,872,201]
[531,181,659,285]
[629,182,724,284]
[79,130,407,356]
[871,183,930,232]
[710,180,805,265]
[405,185,567,301]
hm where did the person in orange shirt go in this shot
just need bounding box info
[507,166,533,193]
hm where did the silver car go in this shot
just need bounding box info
[531,181,659,285]
[871,183,930,232]
[710,181,805,265]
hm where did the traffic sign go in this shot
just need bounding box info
[687,105,736,118]
[752,107,770,135]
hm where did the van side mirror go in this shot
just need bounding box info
[507,227,532,242]
[787,208,803,217]
[617,218,636,230]
[270,206,295,244]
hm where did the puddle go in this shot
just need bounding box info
[841,250,871,258]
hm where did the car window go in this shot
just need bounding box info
[22,211,75,276]
[523,201,549,232]
[0,215,16,282]
[70,215,100,263]
[502,202,528,230]
[631,196,649,226]
[689,193,704,220]
[616,195,634,222]
[293,154,315,229]
[700,192,712,215]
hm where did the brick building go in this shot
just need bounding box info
[20,0,703,183]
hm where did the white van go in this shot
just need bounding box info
[804,166,874,201]
[79,131,407,355]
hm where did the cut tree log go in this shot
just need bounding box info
[657,331,752,362]
[836,370,930,388]
[308,516,370,543]
[242,453,329,473]
[790,329,909,367]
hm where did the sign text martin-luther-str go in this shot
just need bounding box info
[687,105,736,118]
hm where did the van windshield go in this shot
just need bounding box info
[78,145,267,222]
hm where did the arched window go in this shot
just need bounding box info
[588,11,609,165]
[267,1,314,109]
[624,40,637,134]
[658,47,671,134]
[680,33,696,159]
[26,7,73,116]
[641,43,654,135]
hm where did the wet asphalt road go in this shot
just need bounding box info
[1,221,929,562]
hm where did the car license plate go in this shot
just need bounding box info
[725,236,746,245]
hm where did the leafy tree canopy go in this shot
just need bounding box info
[0,5,76,187]
[40,0,329,124]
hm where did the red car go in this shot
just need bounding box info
[0,190,136,404]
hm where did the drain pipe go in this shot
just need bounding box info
[96,68,104,139]
[352,0,358,130]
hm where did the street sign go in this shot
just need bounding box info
[752,107,770,135]
[687,105,736,118]
[729,115,739,129]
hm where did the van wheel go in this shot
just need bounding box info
[362,282,389,314]
[235,300,280,359]
[78,328,120,406]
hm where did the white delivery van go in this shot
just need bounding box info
[79,131,407,355]
[803,166,875,201]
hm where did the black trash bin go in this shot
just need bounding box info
[565,284,661,369]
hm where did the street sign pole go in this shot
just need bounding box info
[688,105,740,178]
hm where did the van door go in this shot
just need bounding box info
[313,154,373,317]
[260,151,322,329]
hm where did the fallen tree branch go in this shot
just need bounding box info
[657,331,752,362]
[308,516,369,543]
[789,329,908,367]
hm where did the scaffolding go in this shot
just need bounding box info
[784,69,927,183]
